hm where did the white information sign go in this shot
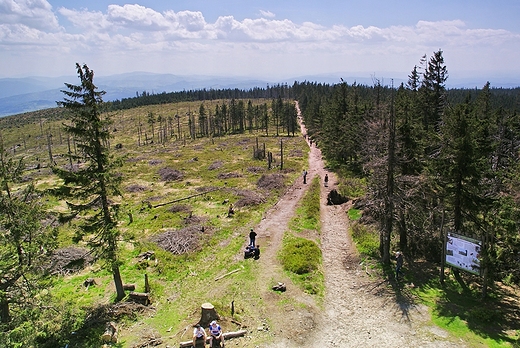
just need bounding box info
[445,232,482,275]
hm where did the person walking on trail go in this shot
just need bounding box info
[395,251,404,280]
[249,228,257,246]
[303,169,308,184]
[324,173,329,187]
[192,323,207,348]
[208,320,224,347]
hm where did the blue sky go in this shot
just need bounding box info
[2,0,520,85]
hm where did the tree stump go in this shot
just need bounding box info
[200,303,219,327]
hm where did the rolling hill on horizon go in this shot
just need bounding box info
[1,71,518,117]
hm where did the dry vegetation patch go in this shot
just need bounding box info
[168,204,192,214]
[45,246,93,275]
[158,167,184,181]
[247,166,265,173]
[82,302,155,329]
[217,172,242,179]
[257,173,285,190]
[126,184,148,193]
[148,159,163,166]
[208,160,223,170]
[233,189,266,207]
[150,225,208,255]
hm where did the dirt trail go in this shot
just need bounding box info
[251,103,455,347]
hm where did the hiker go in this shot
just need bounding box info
[395,251,404,280]
[227,203,234,217]
[324,174,329,187]
[192,323,207,348]
[244,245,254,259]
[253,245,260,260]
[303,169,308,184]
[249,228,257,246]
[208,320,224,347]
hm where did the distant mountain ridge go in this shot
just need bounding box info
[1,72,517,117]
[0,73,273,117]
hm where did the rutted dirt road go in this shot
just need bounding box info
[251,103,455,347]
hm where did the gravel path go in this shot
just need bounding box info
[252,103,456,348]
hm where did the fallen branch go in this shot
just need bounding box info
[153,187,223,208]
[214,267,243,281]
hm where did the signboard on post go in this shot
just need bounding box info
[445,232,482,275]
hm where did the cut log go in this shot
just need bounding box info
[179,330,247,347]
[101,322,117,343]
[123,284,136,291]
[129,292,150,305]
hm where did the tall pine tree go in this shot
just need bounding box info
[55,63,125,301]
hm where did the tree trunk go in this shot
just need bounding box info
[112,263,125,302]
[0,298,10,324]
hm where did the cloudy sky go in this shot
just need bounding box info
[1,0,520,85]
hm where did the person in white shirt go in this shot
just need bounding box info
[192,323,207,348]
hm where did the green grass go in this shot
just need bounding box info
[279,233,324,297]
[347,208,362,220]
[411,277,520,347]
[350,222,379,258]
[290,176,321,233]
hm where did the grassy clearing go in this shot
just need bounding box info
[0,100,312,347]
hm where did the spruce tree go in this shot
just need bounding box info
[0,143,56,325]
[55,63,125,301]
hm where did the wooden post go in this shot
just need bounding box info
[144,273,150,293]
[280,139,283,170]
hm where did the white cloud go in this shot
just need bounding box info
[259,10,275,19]
[1,3,519,80]
[0,0,60,31]
[107,4,170,31]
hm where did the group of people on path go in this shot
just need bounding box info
[244,228,260,259]
[192,320,224,348]
[302,168,329,187]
